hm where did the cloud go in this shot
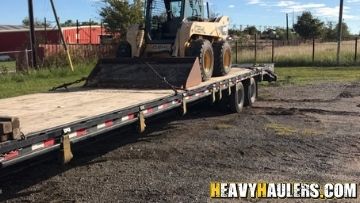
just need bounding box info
[274,1,356,20]
[277,1,297,7]
[278,2,326,13]
[247,0,262,5]
[245,0,359,21]
[314,6,356,19]
[228,5,235,8]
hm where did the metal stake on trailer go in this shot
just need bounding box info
[49,0,74,71]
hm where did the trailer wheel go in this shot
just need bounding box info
[187,39,214,81]
[116,41,132,58]
[213,41,232,76]
[229,82,245,113]
[244,78,257,106]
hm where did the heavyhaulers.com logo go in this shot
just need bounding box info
[210,182,358,200]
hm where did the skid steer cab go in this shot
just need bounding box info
[114,0,232,89]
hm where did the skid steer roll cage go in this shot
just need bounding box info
[145,0,205,42]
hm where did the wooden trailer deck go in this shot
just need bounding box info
[0,89,175,135]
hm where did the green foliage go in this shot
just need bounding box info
[61,20,100,27]
[0,63,95,99]
[323,22,351,41]
[229,29,242,36]
[81,20,100,26]
[294,11,324,39]
[243,26,260,35]
[22,17,50,27]
[99,0,144,37]
[61,20,77,27]
[271,66,360,86]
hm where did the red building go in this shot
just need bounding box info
[0,25,106,55]
[62,25,105,44]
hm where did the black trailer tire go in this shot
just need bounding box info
[244,78,257,106]
[116,41,132,58]
[213,41,232,76]
[229,82,245,113]
[186,39,214,81]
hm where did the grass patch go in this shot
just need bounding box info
[265,123,297,136]
[268,66,360,86]
[213,123,235,130]
[233,40,359,67]
[0,61,16,73]
[0,63,95,99]
[265,123,323,136]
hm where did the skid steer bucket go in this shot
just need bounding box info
[85,57,202,90]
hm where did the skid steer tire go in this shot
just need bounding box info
[244,78,257,107]
[186,39,214,81]
[229,82,245,113]
[213,41,232,76]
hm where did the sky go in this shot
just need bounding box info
[0,0,359,34]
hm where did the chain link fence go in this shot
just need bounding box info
[0,50,33,74]
[231,36,359,66]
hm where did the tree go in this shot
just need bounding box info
[323,21,337,41]
[322,21,351,41]
[99,0,144,37]
[335,22,351,39]
[22,17,50,27]
[294,11,324,39]
[243,26,259,36]
[61,20,77,27]
[61,20,100,27]
[81,20,100,26]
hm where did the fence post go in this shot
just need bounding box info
[312,37,315,64]
[254,34,257,64]
[355,37,358,62]
[76,20,79,44]
[44,18,47,45]
[25,49,29,71]
[235,41,238,64]
[271,40,275,63]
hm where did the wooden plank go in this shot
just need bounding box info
[0,122,12,134]
[0,117,22,140]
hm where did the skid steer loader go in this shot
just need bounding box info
[86,0,232,89]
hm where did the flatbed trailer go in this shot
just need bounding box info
[0,64,276,168]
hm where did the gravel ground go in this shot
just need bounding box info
[0,82,360,202]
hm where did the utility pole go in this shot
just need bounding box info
[50,0,74,71]
[337,0,344,65]
[286,13,289,42]
[28,0,37,68]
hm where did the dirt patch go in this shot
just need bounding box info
[1,82,360,202]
